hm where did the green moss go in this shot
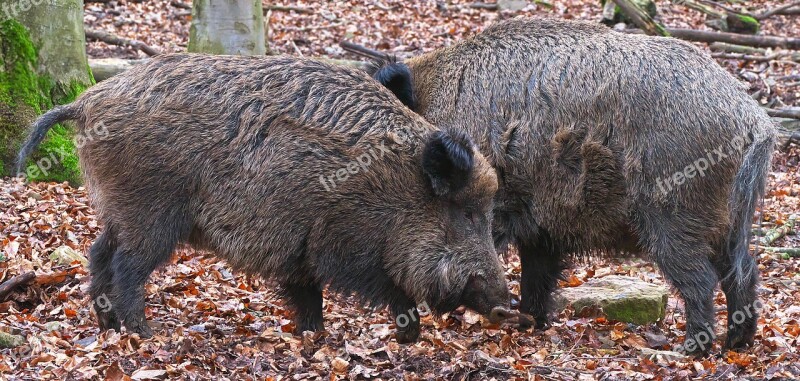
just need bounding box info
[0,19,91,184]
[602,297,667,325]
[726,13,759,35]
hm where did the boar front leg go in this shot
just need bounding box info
[391,296,421,344]
[518,234,566,329]
[282,282,324,334]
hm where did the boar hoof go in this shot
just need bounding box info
[124,318,154,338]
[96,309,121,332]
[723,334,754,352]
[395,327,420,344]
[395,318,421,344]
[533,317,550,330]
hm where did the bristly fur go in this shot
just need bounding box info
[367,56,416,111]
[14,53,509,343]
[375,17,776,353]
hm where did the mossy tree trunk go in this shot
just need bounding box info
[0,0,93,183]
[188,0,266,55]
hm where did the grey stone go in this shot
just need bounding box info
[554,275,669,325]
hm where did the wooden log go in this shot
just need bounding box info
[761,216,797,245]
[0,272,35,301]
[625,28,800,49]
[85,29,161,56]
[767,108,800,120]
[263,5,313,14]
[169,0,192,9]
[612,0,670,36]
[340,41,390,61]
[89,57,367,82]
[709,42,767,54]
[756,0,800,20]
[764,247,800,258]
[667,28,800,49]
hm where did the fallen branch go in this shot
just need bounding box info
[712,52,777,62]
[169,0,191,10]
[710,42,766,54]
[756,0,800,20]
[764,247,800,257]
[264,5,313,14]
[280,22,343,32]
[713,51,800,63]
[85,29,161,56]
[667,28,800,49]
[470,2,499,10]
[612,0,670,36]
[89,57,367,82]
[340,41,390,61]
[767,108,800,120]
[680,0,726,18]
[779,130,800,150]
[761,216,797,245]
[0,272,35,301]
[626,28,800,49]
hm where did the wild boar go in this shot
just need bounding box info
[16,54,516,343]
[368,18,776,353]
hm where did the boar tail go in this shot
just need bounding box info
[725,132,775,290]
[15,104,81,177]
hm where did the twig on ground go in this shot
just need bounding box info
[0,272,36,301]
[340,41,391,61]
[280,22,344,32]
[264,5,313,14]
[626,28,800,49]
[756,0,800,20]
[761,216,797,245]
[767,108,800,120]
[85,29,161,56]
[169,0,191,10]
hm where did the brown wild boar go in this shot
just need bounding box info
[369,17,776,353]
[16,54,516,343]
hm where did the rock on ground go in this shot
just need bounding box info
[554,275,669,324]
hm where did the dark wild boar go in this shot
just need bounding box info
[369,18,776,353]
[16,54,516,343]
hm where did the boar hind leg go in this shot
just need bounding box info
[518,234,566,329]
[639,216,718,355]
[712,251,758,350]
[89,226,120,332]
[111,217,186,338]
[282,283,324,334]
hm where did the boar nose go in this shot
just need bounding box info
[489,306,515,323]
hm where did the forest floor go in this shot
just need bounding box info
[1,0,799,380]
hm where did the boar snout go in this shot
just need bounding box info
[459,273,511,318]
[489,306,515,324]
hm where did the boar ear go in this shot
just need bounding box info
[423,129,475,197]
[371,60,416,110]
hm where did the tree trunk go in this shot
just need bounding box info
[0,0,93,183]
[188,0,266,55]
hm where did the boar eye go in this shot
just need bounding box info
[464,211,477,224]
